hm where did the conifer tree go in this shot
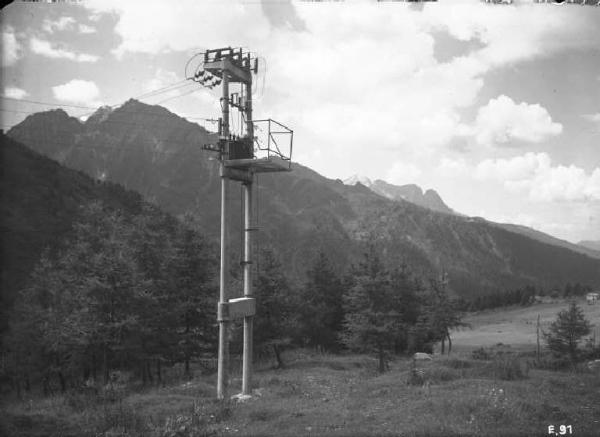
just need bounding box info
[298,251,344,351]
[545,301,591,362]
[254,249,293,368]
[342,247,405,372]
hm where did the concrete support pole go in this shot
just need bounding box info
[242,181,253,395]
[242,69,255,397]
[246,77,253,145]
[217,71,230,400]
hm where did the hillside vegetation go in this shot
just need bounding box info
[0,134,147,333]
[7,102,600,299]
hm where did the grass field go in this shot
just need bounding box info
[450,298,600,351]
[2,299,599,437]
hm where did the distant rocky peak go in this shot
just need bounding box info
[29,108,76,122]
[424,188,443,202]
[343,174,373,187]
[85,105,113,126]
[366,179,453,214]
[11,108,83,133]
[117,98,172,116]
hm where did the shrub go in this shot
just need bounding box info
[159,399,233,437]
[488,356,528,380]
[581,340,600,360]
[406,367,426,386]
[442,358,472,369]
[531,356,572,371]
[96,401,149,436]
[472,347,491,360]
[427,366,460,383]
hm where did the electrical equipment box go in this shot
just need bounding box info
[229,139,254,160]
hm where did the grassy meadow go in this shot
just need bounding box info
[2,299,599,437]
[451,298,600,351]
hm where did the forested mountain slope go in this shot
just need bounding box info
[8,101,600,299]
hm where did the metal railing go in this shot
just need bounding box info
[252,118,293,169]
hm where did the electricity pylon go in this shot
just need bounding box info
[198,47,293,399]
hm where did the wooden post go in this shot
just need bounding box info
[536,314,541,362]
[217,70,230,400]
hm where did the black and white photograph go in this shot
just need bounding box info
[1,0,599,435]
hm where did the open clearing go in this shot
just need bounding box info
[450,298,600,351]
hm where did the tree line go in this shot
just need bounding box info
[252,246,465,373]
[455,282,594,312]
[1,201,466,395]
[2,202,217,395]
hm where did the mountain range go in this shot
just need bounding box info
[6,99,600,302]
[343,175,454,215]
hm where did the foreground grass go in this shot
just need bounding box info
[2,350,599,436]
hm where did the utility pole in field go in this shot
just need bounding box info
[194,47,293,399]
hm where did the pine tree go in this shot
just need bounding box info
[426,276,467,355]
[298,251,344,352]
[544,301,591,362]
[168,216,217,378]
[342,247,405,372]
[8,251,91,393]
[253,249,294,368]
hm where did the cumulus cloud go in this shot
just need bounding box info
[475,152,600,202]
[80,0,598,190]
[2,27,21,66]
[30,37,100,62]
[78,24,97,34]
[42,17,96,34]
[475,152,550,181]
[42,16,76,33]
[472,95,562,146]
[583,112,600,123]
[437,157,469,178]
[143,69,181,96]
[52,79,102,107]
[84,0,270,57]
[420,2,600,68]
[4,87,29,99]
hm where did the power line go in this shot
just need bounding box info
[0,108,220,133]
[1,96,97,110]
[0,96,220,126]
[0,80,190,111]
[132,79,189,101]
[0,78,214,128]
[74,81,201,120]
[155,85,200,105]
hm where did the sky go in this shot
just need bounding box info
[1,0,599,243]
